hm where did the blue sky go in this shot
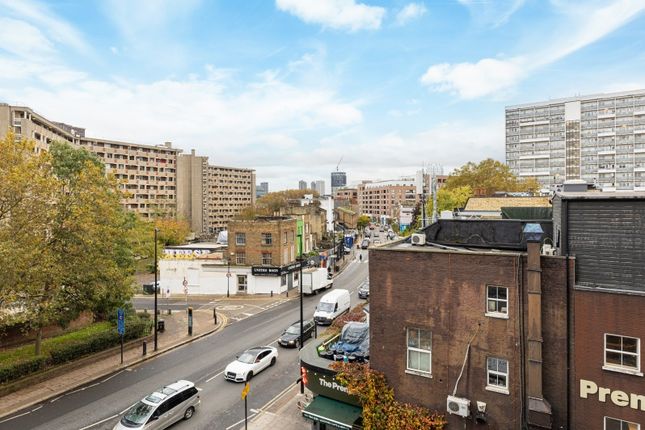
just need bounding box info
[1,0,644,191]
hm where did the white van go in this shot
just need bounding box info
[313,289,351,325]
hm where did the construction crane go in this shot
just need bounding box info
[336,156,343,172]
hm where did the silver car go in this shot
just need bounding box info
[114,380,200,430]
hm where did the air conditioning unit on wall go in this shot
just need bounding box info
[446,395,470,417]
[542,244,556,256]
[411,233,426,246]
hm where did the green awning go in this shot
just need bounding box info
[302,396,362,429]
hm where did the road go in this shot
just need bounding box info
[0,250,369,430]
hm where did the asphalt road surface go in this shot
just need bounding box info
[0,250,369,430]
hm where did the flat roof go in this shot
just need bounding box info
[555,191,645,200]
[464,196,551,212]
[506,88,645,109]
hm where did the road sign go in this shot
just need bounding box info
[226,272,232,278]
[241,382,250,399]
[117,308,125,336]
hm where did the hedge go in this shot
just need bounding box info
[0,315,152,384]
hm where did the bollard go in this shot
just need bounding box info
[167,308,171,315]
[213,308,218,325]
[314,323,317,339]
[271,290,273,297]
[142,340,147,356]
[188,307,193,336]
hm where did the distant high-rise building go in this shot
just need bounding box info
[312,180,325,195]
[331,171,346,196]
[256,182,269,198]
[299,180,307,190]
[506,89,645,191]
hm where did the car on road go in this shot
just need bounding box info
[358,281,369,299]
[278,319,315,348]
[361,239,370,249]
[224,346,278,382]
[114,380,200,430]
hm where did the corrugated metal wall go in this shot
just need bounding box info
[568,200,645,292]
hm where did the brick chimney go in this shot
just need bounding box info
[523,223,552,429]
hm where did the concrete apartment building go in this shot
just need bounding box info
[310,180,325,196]
[506,89,645,191]
[1,104,179,218]
[256,182,269,198]
[1,104,255,231]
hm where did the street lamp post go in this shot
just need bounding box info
[298,233,304,394]
[153,227,159,351]
[227,253,232,298]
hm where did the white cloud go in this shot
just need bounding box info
[0,0,91,55]
[421,0,645,99]
[276,0,386,31]
[0,18,55,58]
[395,3,427,26]
[420,57,525,99]
[458,0,526,28]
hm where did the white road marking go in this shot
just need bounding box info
[206,370,225,383]
[78,414,119,430]
[101,370,125,383]
[242,312,254,317]
[225,413,257,430]
[0,410,33,424]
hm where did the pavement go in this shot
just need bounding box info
[246,383,314,430]
[0,292,298,417]
[0,250,361,427]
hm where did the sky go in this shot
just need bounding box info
[1,0,644,191]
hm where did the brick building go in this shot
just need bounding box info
[553,191,645,429]
[279,205,326,253]
[370,219,570,429]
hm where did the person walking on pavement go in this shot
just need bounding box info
[359,254,363,262]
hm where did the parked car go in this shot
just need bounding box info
[358,281,369,299]
[224,346,278,382]
[314,289,351,325]
[142,281,160,295]
[321,322,369,362]
[361,239,370,249]
[114,380,200,430]
[278,320,315,348]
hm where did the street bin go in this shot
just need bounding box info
[157,319,165,332]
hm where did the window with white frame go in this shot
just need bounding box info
[604,416,640,430]
[486,357,509,392]
[406,328,431,375]
[261,233,272,245]
[604,334,640,373]
[236,252,246,265]
[486,286,508,317]
[261,252,272,265]
[235,232,246,246]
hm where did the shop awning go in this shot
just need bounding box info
[303,396,362,429]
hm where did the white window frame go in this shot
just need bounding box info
[261,233,272,245]
[236,252,246,265]
[486,357,510,395]
[405,328,432,377]
[603,333,642,376]
[261,252,272,265]
[604,416,641,430]
[237,275,247,292]
[485,285,509,319]
[235,232,246,246]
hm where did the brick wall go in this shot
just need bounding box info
[369,247,569,429]
[228,218,297,266]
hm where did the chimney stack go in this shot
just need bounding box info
[523,223,552,429]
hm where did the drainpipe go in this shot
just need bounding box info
[523,224,552,429]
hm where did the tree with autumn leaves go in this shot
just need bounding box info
[0,133,151,354]
[330,361,446,430]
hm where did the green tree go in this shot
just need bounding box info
[0,137,136,354]
[445,158,540,196]
[254,189,319,215]
[426,186,473,218]
[357,215,371,231]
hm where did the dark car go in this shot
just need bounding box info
[324,322,369,362]
[358,282,369,299]
[278,320,315,348]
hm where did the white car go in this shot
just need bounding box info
[224,346,278,382]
